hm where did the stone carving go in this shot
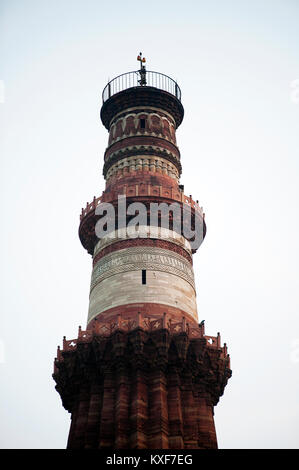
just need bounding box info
[106,155,179,182]
[91,247,195,291]
[108,111,176,147]
[93,226,192,257]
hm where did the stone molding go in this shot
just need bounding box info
[103,141,181,178]
[105,155,179,183]
[93,226,192,258]
[108,110,177,147]
[56,316,229,362]
[90,246,195,292]
[109,106,177,129]
[92,239,193,266]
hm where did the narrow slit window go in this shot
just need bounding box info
[142,269,146,285]
[140,118,146,129]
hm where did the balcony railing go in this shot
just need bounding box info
[80,184,204,221]
[102,70,181,103]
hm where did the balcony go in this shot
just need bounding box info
[102,70,182,103]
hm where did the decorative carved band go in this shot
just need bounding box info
[105,135,180,160]
[109,107,177,129]
[55,314,230,369]
[93,239,193,266]
[90,246,195,292]
[80,186,203,221]
[93,226,192,259]
[108,111,177,147]
[105,155,179,183]
[103,145,181,178]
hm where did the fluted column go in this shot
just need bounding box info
[84,381,102,449]
[181,373,198,449]
[167,367,184,449]
[148,369,169,449]
[114,366,130,449]
[66,398,79,449]
[71,383,90,449]
[99,370,115,448]
[129,368,148,448]
[195,391,218,449]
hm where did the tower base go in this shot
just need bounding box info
[53,315,231,449]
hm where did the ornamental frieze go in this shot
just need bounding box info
[90,246,195,292]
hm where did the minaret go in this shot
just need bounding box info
[53,54,231,450]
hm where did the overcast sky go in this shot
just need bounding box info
[1,0,299,449]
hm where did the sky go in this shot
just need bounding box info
[0,0,299,449]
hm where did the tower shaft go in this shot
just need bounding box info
[53,64,231,449]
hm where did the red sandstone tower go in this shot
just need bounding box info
[53,55,231,449]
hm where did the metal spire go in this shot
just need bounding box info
[137,52,147,86]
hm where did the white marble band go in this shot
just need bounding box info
[93,226,192,258]
[91,246,195,293]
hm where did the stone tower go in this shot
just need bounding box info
[53,55,231,449]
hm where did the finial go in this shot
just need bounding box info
[137,52,146,67]
[137,52,147,86]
